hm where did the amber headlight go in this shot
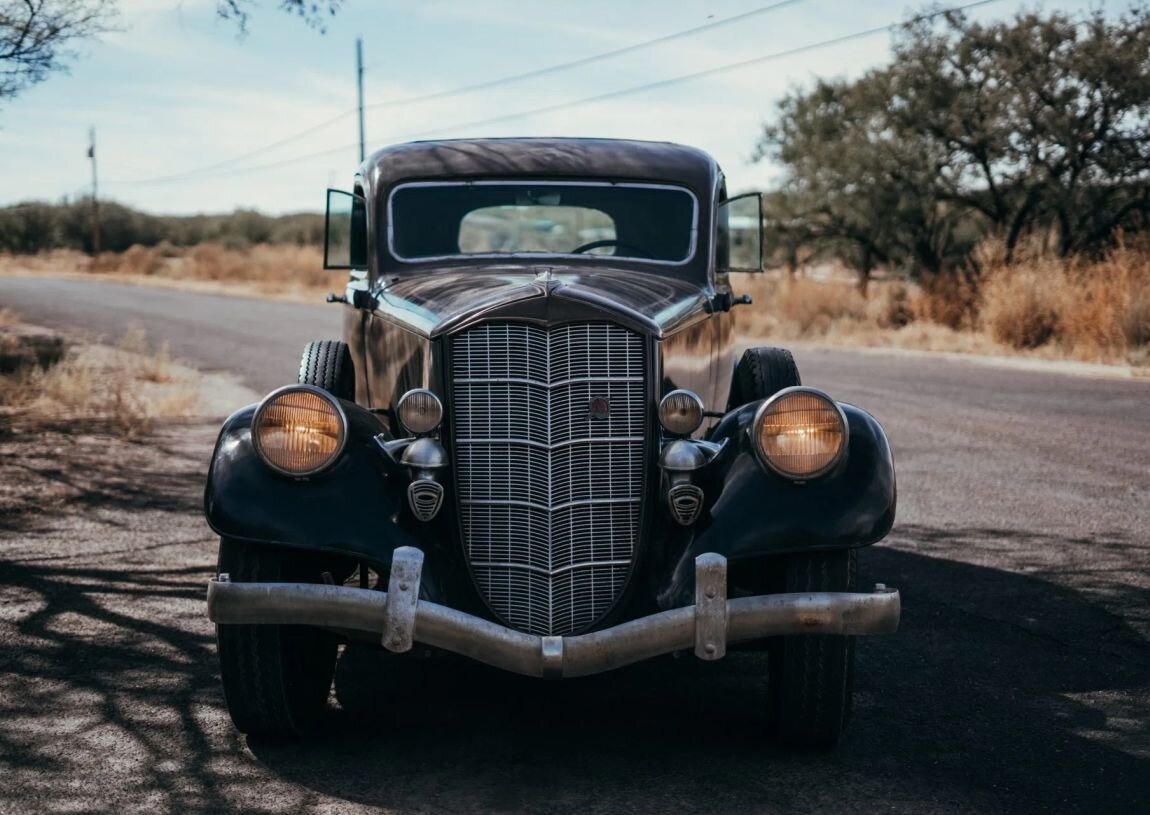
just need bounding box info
[396,388,443,435]
[659,389,704,436]
[252,385,347,477]
[752,387,847,481]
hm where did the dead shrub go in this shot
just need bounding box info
[117,327,175,383]
[0,322,199,437]
[874,283,915,329]
[980,263,1063,349]
[772,278,867,337]
[979,247,1150,362]
[916,271,980,330]
[1126,291,1150,349]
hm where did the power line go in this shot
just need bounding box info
[108,1,802,184]
[109,0,1005,187]
[359,0,803,104]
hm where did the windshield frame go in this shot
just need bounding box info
[385,179,700,267]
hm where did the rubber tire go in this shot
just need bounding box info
[215,538,339,738]
[727,346,800,410]
[767,548,857,749]
[298,340,355,401]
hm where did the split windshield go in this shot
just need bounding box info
[388,181,697,264]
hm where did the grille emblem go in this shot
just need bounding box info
[589,397,611,420]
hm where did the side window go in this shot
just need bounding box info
[324,189,367,269]
[717,192,763,273]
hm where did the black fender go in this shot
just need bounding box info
[203,400,464,602]
[656,401,896,608]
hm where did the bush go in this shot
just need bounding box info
[981,265,1062,349]
[915,270,980,331]
[0,199,325,254]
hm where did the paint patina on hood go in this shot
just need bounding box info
[372,265,712,339]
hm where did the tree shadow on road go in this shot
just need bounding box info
[245,537,1150,814]
[2,515,1148,814]
[0,419,206,534]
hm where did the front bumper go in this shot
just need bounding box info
[206,547,900,679]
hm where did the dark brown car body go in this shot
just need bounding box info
[204,138,899,747]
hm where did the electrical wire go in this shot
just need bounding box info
[109,0,1004,186]
[110,1,802,184]
[359,0,803,104]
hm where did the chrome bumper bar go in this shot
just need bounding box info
[206,547,900,679]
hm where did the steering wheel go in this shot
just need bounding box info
[571,239,654,258]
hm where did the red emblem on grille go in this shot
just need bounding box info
[589,398,610,420]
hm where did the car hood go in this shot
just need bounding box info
[372,265,711,339]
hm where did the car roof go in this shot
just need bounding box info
[361,137,722,197]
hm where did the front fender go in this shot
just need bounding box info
[203,401,420,572]
[701,400,896,553]
[656,401,896,608]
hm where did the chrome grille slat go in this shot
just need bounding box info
[452,321,646,636]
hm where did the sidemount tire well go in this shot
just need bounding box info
[215,537,343,738]
[728,346,801,410]
[766,548,857,750]
[299,340,355,401]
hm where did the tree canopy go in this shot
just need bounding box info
[756,5,1150,288]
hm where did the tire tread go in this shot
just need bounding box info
[729,347,801,409]
[298,340,354,401]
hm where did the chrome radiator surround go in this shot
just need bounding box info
[449,321,648,636]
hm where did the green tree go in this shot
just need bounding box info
[756,4,1150,283]
[890,6,1150,259]
[757,72,972,292]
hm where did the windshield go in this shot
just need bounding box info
[388,181,697,264]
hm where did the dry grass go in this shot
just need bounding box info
[4,241,1149,368]
[980,247,1150,364]
[738,246,1150,369]
[0,321,200,437]
[0,243,330,303]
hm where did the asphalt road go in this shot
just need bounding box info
[2,276,1149,814]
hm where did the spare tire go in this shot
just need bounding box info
[727,346,800,410]
[298,340,355,401]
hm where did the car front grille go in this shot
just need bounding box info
[450,321,647,636]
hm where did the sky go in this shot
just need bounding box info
[0,0,1128,215]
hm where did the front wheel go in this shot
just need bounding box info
[767,548,857,749]
[215,538,340,737]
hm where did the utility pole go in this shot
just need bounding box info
[356,37,365,163]
[87,127,100,255]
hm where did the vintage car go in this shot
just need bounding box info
[204,137,899,748]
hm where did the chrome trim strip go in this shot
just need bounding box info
[469,559,634,578]
[387,180,700,267]
[461,496,639,511]
[456,436,644,451]
[454,375,644,388]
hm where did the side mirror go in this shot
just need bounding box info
[717,192,763,273]
[324,189,367,269]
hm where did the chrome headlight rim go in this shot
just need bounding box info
[396,387,444,436]
[750,386,848,482]
[658,388,705,437]
[251,383,349,478]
